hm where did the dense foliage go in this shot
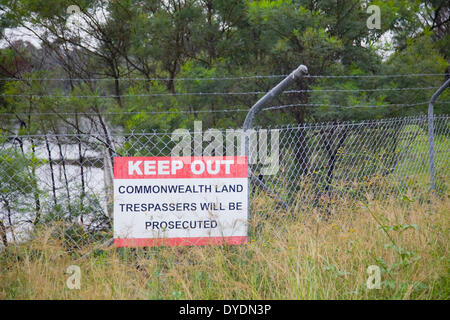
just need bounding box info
[0,0,448,134]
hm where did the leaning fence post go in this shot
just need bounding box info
[243,65,309,133]
[428,77,450,192]
[243,64,308,209]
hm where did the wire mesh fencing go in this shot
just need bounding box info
[0,114,448,249]
[249,115,449,213]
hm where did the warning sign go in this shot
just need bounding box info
[113,156,248,247]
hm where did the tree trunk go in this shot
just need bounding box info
[55,133,72,217]
[75,113,85,223]
[45,134,58,208]
[0,220,8,247]
[292,107,309,176]
[30,138,41,226]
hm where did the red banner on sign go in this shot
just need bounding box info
[114,156,248,179]
[114,236,248,247]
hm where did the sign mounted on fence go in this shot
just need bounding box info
[113,156,248,247]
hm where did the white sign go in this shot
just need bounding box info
[113,156,248,247]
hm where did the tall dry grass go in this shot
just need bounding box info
[0,195,448,299]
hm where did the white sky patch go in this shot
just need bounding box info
[1,25,43,48]
[361,30,396,62]
[0,4,109,51]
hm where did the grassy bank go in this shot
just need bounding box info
[0,195,448,299]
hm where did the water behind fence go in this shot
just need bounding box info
[0,115,448,248]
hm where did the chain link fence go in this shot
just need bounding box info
[0,114,448,249]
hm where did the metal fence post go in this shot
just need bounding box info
[243,65,308,132]
[428,78,450,192]
[243,64,308,209]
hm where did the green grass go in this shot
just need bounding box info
[0,193,448,300]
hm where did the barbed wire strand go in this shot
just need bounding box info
[0,73,448,82]
[0,86,442,99]
[1,115,448,138]
[1,101,449,117]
